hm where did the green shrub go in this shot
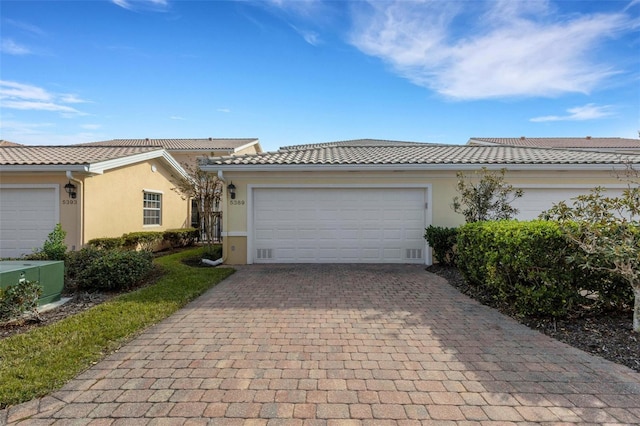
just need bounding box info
[122,231,164,251]
[0,280,42,323]
[457,221,582,317]
[424,226,458,266]
[87,237,125,250]
[65,247,104,291]
[41,224,67,260]
[75,249,153,291]
[163,228,199,248]
[202,244,222,260]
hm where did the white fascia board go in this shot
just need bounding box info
[86,149,165,173]
[86,149,190,179]
[160,151,191,180]
[200,162,639,173]
[0,165,92,173]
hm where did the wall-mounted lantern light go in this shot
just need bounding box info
[64,181,77,199]
[227,182,236,200]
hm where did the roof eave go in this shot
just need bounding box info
[201,162,639,173]
[0,165,93,173]
[86,149,189,179]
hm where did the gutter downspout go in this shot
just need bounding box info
[202,170,226,266]
[66,171,83,251]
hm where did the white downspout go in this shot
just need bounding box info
[66,171,83,251]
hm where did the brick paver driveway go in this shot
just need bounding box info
[3,264,640,425]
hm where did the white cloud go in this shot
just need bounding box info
[0,80,89,116]
[0,80,52,102]
[4,19,46,36]
[0,120,104,145]
[349,0,632,100]
[217,108,231,113]
[59,94,90,104]
[112,0,169,12]
[170,115,185,120]
[80,124,102,130]
[265,0,323,18]
[291,25,321,46]
[1,39,32,55]
[530,104,615,122]
[1,100,84,114]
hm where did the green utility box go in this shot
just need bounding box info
[0,261,65,305]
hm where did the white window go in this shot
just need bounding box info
[143,192,162,225]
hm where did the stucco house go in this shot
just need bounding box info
[0,146,191,258]
[77,138,262,233]
[200,139,640,265]
[467,137,640,154]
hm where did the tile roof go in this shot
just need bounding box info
[0,140,22,146]
[205,144,640,168]
[279,138,440,151]
[79,138,259,151]
[0,146,161,165]
[468,137,640,149]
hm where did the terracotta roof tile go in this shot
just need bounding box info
[280,138,439,151]
[469,137,640,149]
[206,144,640,167]
[0,140,22,147]
[79,138,258,151]
[0,146,161,165]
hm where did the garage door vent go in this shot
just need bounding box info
[406,249,422,260]
[256,248,273,260]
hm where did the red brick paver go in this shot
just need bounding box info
[2,264,639,425]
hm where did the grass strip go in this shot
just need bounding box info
[0,247,234,408]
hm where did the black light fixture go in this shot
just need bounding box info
[227,182,236,200]
[64,181,77,199]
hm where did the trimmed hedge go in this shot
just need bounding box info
[457,220,630,317]
[424,226,458,266]
[123,231,164,251]
[88,229,198,252]
[87,237,125,250]
[163,228,199,248]
[66,247,153,292]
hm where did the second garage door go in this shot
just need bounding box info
[512,187,625,220]
[252,187,428,263]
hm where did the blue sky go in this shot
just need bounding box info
[1,0,639,152]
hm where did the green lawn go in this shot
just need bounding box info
[0,247,234,408]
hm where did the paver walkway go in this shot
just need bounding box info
[2,264,640,425]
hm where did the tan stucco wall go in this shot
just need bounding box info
[0,173,82,251]
[215,168,630,264]
[83,160,190,242]
[234,145,260,156]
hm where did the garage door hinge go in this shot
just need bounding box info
[425,202,428,209]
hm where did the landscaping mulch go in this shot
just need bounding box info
[427,264,640,373]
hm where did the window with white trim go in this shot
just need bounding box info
[143,191,162,225]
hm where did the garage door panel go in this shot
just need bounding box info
[513,188,625,220]
[0,187,57,258]
[253,188,427,263]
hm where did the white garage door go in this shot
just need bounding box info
[0,187,58,258]
[252,187,427,263]
[513,187,624,220]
